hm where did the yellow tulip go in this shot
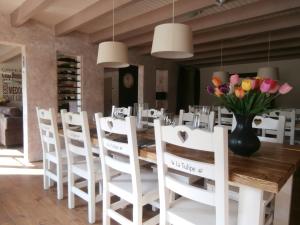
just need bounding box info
[241,79,252,91]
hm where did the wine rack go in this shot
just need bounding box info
[57,52,81,112]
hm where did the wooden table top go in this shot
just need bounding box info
[60,128,300,194]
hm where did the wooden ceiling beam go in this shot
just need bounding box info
[10,0,52,27]
[196,54,300,68]
[123,0,300,48]
[0,47,21,63]
[181,39,300,62]
[55,0,133,36]
[182,47,300,66]
[135,27,300,55]
[90,0,216,43]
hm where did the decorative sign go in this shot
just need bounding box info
[0,72,22,106]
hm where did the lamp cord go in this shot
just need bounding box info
[267,32,271,65]
[112,0,115,41]
[172,0,175,23]
[220,41,223,70]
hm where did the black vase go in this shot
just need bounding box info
[229,114,261,157]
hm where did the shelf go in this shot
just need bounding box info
[57,52,81,112]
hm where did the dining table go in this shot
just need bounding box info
[59,127,300,225]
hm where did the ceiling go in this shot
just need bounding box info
[1,0,300,67]
[0,44,21,63]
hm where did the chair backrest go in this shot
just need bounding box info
[95,114,142,198]
[61,110,94,174]
[141,108,164,126]
[154,120,229,225]
[269,109,295,144]
[217,107,233,130]
[36,107,62,159]
[178,109,215,131]
[232,115,286,144]
[111,105,132,119]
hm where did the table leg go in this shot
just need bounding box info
[274,175,293,225]
[238,185,265,225]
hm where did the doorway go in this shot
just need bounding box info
[0,43,24,161]
[119,65,138,107]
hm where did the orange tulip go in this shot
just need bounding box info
[212,76,222,87]
[215,87,224,97]
[235,87,245,99]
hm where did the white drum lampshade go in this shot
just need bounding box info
[212,71,228,83]
[97,41,129,68]
[257,66,278,80]
[151,23,193,59]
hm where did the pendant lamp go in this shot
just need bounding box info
[213,41,228,82]
[97,0,129,68]
[151,0,193,59]
[257,33,278,80]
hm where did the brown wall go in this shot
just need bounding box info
[0,13,103,162]
[199,58,300,108]
[129,51,179,113]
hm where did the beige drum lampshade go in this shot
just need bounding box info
[257,66,278,80]
[151,23,193,59]
[97,41,129,68]
[212,71,228,83]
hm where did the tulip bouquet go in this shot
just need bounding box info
[207,74,293,116]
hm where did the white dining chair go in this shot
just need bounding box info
[230,115,286,225]
[178,109,215,131]
[95,114,159,225]
[36,107,67,200]
[268,109,295,145]
[141,108,164,126]
[154,120,238,225]
[232,115,286,144]
[295,109,300,144]
[218,107,233,130]
[61,110,102,224]
[111,105,132,119]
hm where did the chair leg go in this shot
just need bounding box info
[68,171,75,209]
[57,164,63,200]
[88,180,96,224]
[43,158,49,190]
[133,203,142,225]
[102,188,111,225]
[47,160,54,187]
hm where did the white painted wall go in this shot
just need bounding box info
[199,58,300,108]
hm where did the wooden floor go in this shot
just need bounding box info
[1,149,300,225]
[0,158,156,225]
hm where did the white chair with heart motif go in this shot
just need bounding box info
[217,107,233,130]
[111,105,132,119]
[232,115,286,144]
[178,109,215,131]
[141,108,164,127]
[95,114,159,225]
[36,107,67,200]
[154,119,238,225]
[268,110,295,145]
[61,110,102,224]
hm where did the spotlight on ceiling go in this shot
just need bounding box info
[215,0,226,6]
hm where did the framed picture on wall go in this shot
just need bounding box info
[230,72,257,78]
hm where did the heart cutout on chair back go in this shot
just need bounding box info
[178,131,188,143]
[254,118,262,125]
[107,120,113,129]
[275,112,280,116]
[150,110,155,116]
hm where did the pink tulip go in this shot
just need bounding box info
[260,79,272,93]
[251,79,260,90]
[269,84,280,94]
[230,74,240,85]
[279,83,293,94]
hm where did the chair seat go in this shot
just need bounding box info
[45,149,67,163]
[167,197,238,225]
[72,158,102,180]
[110,168,158,204]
